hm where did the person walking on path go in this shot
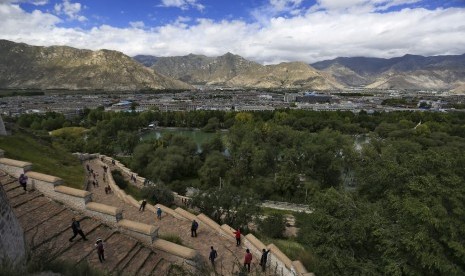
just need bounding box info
[139,199,147,212]
[191,220,199,237]
[244,249,253,273]
[19,173,28,192]
[156,207,162,220]
[95,238,105,263]
[234,228,241,246]
[260,249,271,272]
[209,246,218,267]
[69,218,88,242]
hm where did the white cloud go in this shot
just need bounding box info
[54,0,86,21]
[129,21,145,29]
[252,0,305,23]
[0,2,464,64]
[159,0,205,11]
[313,0,422,13]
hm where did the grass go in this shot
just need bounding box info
[0,131,85,189]
[158,234,183,246]
[49,127,88,137]
[260,236,315,271]
[125,182,143,200]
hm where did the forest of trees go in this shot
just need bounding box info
[11,108,465,275]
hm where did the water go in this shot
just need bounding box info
[141,128,218,152]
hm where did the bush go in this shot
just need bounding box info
[111,170,128,190]
[259,213,286,239]
[141,185,174,206]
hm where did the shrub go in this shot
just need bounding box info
[259,213,286,239]
[141,184,174,206]
[111,170,128,190]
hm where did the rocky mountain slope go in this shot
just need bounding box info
[312,54,465,91]
[0,40,191,90]
[148,53,342,90]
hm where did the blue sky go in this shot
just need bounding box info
[1,0,465,63]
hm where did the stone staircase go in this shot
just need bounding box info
[0,171,182,275]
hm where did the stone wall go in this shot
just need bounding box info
[0,184,26,264]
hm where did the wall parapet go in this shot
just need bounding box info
[174,207,197,221]
[0,158,32,178]
[54,185,92,210]
[86,202,122,223]
[118,219,158,244]
[152,238,197,260]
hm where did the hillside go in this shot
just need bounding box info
[227,61,343,90]
[149,53,342,90]
[0,40,191,91]
[312,54,465,90]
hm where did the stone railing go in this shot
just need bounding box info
[80,153,312,275]
[0,152,198,261]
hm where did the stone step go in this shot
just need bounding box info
[9,189,42,208]
[85,232,139,272]
[6,185,29,199]
[3,181,20,192]
[114,243,143,273]
[13,196,51,218]
[0,175,15,185]
[18,201,66,232]
[122,247,152,275]
[25,208,76,249]
[34,217,101,260]
[59,224,115,264]
[153,259,171,275]
[137,252,164,276]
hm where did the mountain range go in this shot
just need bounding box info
[134,53,342,90]
[0,39,463,92]
[0,40,191,91]
[311,54,465,92]
[135,52,465,92]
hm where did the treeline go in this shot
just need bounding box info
[11,108,465,275]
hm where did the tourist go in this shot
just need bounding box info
[157,207,162,220]
[86,164,90,172]
[69,217,88,242]
[139,199,147,212]
[191,220,198,237]
[260,248,271,272]
[209,246,218,267]
[18,173,28,192]
[244,249,253,272]
[234,228,241,246]
[95,238,105,263]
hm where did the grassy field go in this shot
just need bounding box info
[0,131,85,189]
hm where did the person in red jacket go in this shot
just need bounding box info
[244,248,252,272]
[234,228,241,246]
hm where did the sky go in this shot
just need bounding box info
[0,0,464,64]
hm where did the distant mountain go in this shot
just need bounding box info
[227,61,343,90]
[133,55,159,67]
[149,53,342,90]
[312,54,465,90]
[0,40,191,91]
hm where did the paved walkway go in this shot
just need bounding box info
[85,159,259,275]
